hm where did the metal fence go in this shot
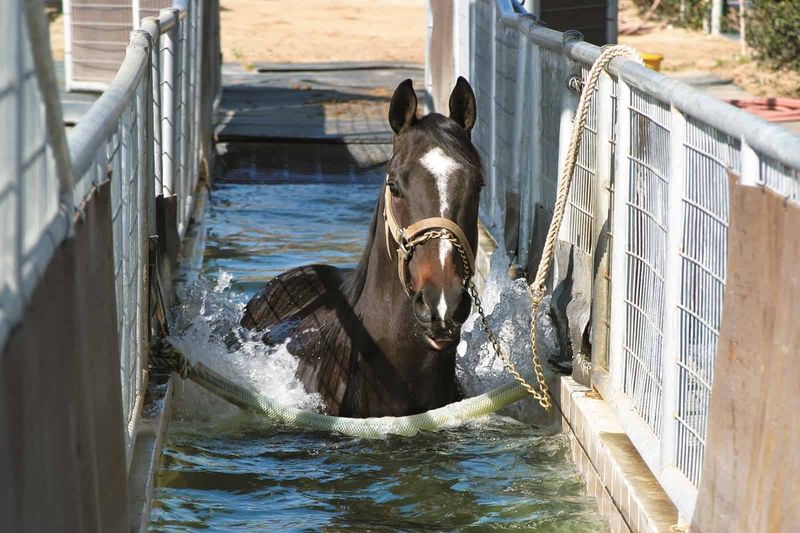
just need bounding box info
[63,0,174,91]
[1,0,212,467]
[443,0,800,522]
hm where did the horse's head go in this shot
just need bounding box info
[384,77,483,351]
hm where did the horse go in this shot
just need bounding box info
[240,77,484,417]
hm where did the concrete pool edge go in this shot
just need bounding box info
[558,377,680,533]
[128,185,210,533]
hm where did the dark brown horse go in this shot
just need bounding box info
[240,77,484,417]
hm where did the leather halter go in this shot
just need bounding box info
[382,184,476,298]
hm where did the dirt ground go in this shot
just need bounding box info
[618,0,800,97]
[218,0,425,66]
[48,0,797,97]
[47,1,425,65]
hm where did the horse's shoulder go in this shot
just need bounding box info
[240,264,348,330]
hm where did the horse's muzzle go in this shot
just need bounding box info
[412,284,471,350]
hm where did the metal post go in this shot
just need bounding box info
[508,29,528,262]
[608,79,632,391]
[424,0,433,114]
[590,72,614,373]
[519,36,541,267]
[740,139,760,187]
[710,0,722,35]
[661,105,687,475]
[179,6,191,236]
[148,17,163,196]
[63,0,74,92]
[159,8,179,197]
[488,1,498,226]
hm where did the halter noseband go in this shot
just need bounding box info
[382,183,476,298]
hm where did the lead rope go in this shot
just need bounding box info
[469,45,643,411]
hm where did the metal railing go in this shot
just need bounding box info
[68,0,206,463]
[439,0,800,523]
[1,0,212,467]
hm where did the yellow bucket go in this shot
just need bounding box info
[640,52,664,71]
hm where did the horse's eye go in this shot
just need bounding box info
[388,180,402,197]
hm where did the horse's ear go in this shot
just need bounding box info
[449,76,476,134]
[389,79,418,134]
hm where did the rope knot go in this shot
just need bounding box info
[529,283,547,306]
[150,338,193,379]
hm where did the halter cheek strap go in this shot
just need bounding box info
[382,185,476,298]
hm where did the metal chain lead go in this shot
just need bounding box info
[401,228,552,410]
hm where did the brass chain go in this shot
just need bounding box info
[401,228,552,411]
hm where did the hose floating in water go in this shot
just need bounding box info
[151,338,530,438]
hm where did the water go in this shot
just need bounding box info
[150,145,604,531]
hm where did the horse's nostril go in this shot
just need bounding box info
[413,291,432,323]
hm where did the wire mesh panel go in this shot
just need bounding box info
[621,87,671,437]
[759,156,800,203]
[565,67,598,254]
[675,118,738,486]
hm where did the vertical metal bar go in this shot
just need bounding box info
[132,0,141,28]
[488,1,497,224]
[508,28,528,262]
[590,72,614,372]
[556,55,579,243]
[424,0,433,114]
[179,6,191,236]
[661,105,686,471]
[606,0,618,44]
[150,19,163,196]
[710,0,723,35]
[608,79,632,391]
[9,1,23,323]
[191,0,203,199]
[63,0,74,92]
[160,8,179,196]
[519,37,541,266]
[740,138,759,187]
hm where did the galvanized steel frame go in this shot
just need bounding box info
[448,0,800,523]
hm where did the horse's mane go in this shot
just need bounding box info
[342,113,484,303]
[341,195,381,302]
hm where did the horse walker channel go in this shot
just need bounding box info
[153,45,642,437]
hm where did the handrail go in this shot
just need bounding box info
[67,37,149,179]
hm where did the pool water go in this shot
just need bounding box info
[149,145,605,532]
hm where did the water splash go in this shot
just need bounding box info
[168,270,323,418]
[457,244,562,424]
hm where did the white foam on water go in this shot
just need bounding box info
[456,244,561,424]
[169,270,323,419]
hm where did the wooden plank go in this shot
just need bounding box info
[692,176,800,532]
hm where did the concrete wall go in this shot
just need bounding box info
[0,182,129,533]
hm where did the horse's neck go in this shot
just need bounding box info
[352,221,434,372]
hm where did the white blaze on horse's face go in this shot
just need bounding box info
[420,146,461,320]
